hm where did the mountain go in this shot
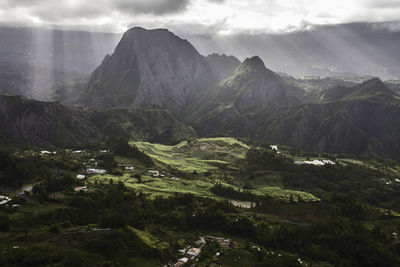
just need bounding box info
[85,27,215,114]
[0,95,103,149]
[318,78,394,102]
[193,78,400,160]
[4,26,396,161]
[188,56,302,134]
[213,56,301,110]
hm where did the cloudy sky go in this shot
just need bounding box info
[0,0,400,34]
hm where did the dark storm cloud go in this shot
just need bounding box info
[0,0,191,23]
[1,0,400,34]
[112,0,190,15]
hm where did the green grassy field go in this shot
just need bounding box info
[85,137,320,202]
[87,173,319,202]
[131,137,249,173]
[87,174,220,199]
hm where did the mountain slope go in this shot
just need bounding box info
[85,27,214,114]
[0,95,103,149]
[190,78,400,160]
[318,78,394,103]
[0,95,197,149]
[188,56,302,134]
[89,107,197,145]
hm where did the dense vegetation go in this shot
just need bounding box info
[1,138,400,266]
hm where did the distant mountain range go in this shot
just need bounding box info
[1,26,400,161]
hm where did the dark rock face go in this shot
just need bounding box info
[85,27,215,115]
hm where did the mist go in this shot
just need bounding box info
[1,21,400,100]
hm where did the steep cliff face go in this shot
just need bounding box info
[85,27,214,114]
[0,95,103,148]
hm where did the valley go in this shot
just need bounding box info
[1,23,400,266]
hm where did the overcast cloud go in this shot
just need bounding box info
[0,0,400,34]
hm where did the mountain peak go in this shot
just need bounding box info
[321,77,393,102]
[357,77,393,97]
[360,77,385,88]
[121,27,183,44]
[124,26,174,35]
[86,26,213,114]
[239,56,268,73]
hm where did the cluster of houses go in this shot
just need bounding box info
[0,195,12,206]
[205,236,238,249]
[381,178,400,185]
[40,149,111,156]
[0,195,19,209]
[294,159,336,166]
[175,246,202,266]
[270,145,281,154]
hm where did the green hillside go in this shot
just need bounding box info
[132,137,249,173]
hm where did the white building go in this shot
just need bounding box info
[148,170,160,177]
[178,257,188,263]
[270,145,278,151]
[294,159,335,166]
[87,168,106,174]
[0,195,11,206]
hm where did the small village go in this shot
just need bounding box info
[270,144,336,166]
[163,236,241,267]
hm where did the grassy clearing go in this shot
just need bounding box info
[87,174,220,199]
[87,174,318,202]
[131,137,249,173]
[86,138,319,202]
